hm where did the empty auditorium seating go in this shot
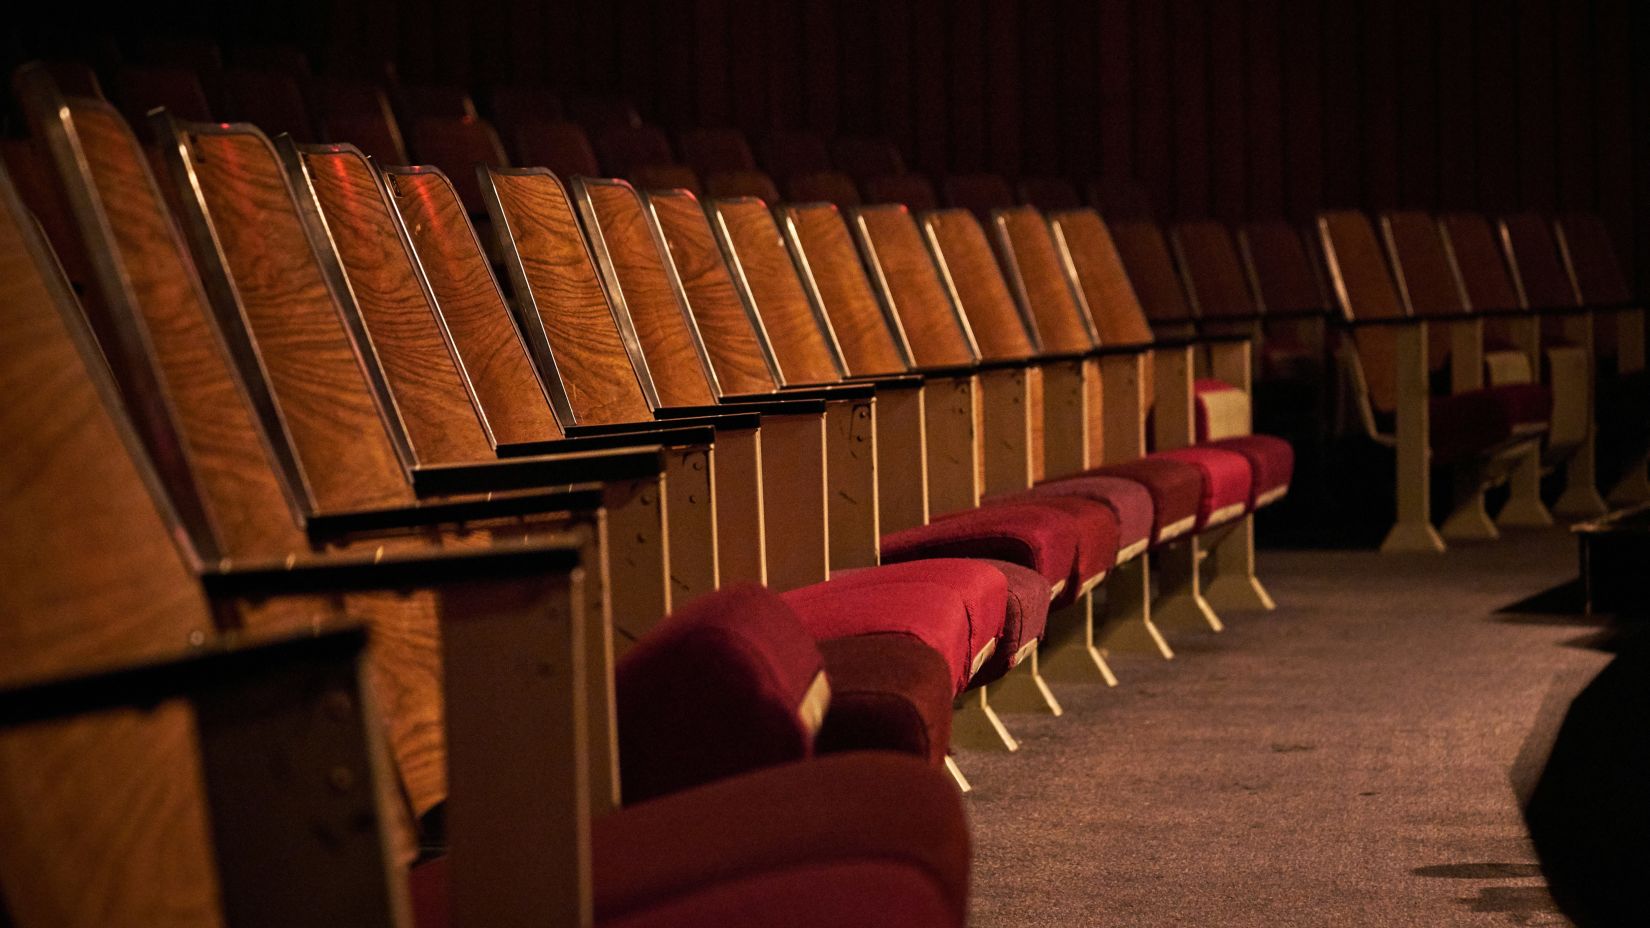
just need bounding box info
[406,113,509,215]
[0,149,971,928]
[1316,210,1550,551]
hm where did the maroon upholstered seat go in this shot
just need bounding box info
[783,581,975,693]
[1015,475,1155,562]
[1414,385,1553,466]
[879,503,1080,595]
[1072,457,1204,546]
[615,584,826,802]
[1151,447,1254,530]
[972,494,1120,598]
[1205,435,1295,509]
[409,753,970,928]
[965,559,1053,683]
[815,634,954,763]
[821,558,1010,677]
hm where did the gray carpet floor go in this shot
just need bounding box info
[961,526,1610,927]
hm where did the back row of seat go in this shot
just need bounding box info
[2,62,1295,927]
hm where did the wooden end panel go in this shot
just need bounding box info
[646,191,778,396]
[488,171,653,425]
[1050,210,1155,346]
[715,198,842,386]
[1318,210,1406,412]
[1382,210,1471,370]
[853,205,976,369]
[996,206,1094,354]
[300,149,494,465]
[784,203,908,377]
[390,169,563,446]
[924,209,1035,361]
[582,182,716,408]
[69,104,314,549]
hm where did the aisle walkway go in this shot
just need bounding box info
[963,528,1606,927]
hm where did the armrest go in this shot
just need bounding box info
[306,485,607,541]
[1086,343,1154,358]
[202,537,585,598]
[411,444,674,497]
[560,420,724,441]
[973,355,1036,373]
[495,430,732,459]
[840,372,925,392]
[656,397,825,416]
[0,625,368,727]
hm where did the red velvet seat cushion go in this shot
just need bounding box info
[616,584,825,803]
[966,559,1052,684]
[881,503,1079,593]
[1203,434,1294,509]
[782,581,975,692]
[1073,458,1203,546]
[408,753,969,928]
[1017,475,1154,562]
[1407,384,1553,466]
[822,559,1009,677]
[1150,447,1253,530]
[815,634,954,764]
[973,494,1119,600]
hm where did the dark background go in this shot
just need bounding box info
[10,0,1648,293]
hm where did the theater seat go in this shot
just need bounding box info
[615,584,828,803]
[815,634,955,762]
[970,493,1121,597]
[783,579,979,693]
[1064,457,1204,546]
[409,753,970,928]
[1395,384,1554,467]
[1152,447,1253,530]
[880,503,1080,600]
[1205,434,1295,509]
[964,559,1054,683]
[817,558,1010,682]
[1014,475,1156,563]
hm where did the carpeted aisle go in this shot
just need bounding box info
[961,527,1606,927]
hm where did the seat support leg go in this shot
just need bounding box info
[1154,538,1224,632]
[944,755,972,792]
[950,686,1019,752]
[1383,324,1448,553]
[1203,515,1277,611]
[1038,593,1119,686]
[1095,556,1173,658]
[988,645,1064,715]
[1498,444,1555,528]
[1440,467,1499,541]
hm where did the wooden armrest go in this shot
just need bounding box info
[306,486,606,541]
[411,444,673,497]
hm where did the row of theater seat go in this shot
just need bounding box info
[4,51,1644,928]
[2,61,1298,928]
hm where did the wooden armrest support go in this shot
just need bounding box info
[411,445,673,497]
[840,372,925,392]
[706,396,831,415]
[306,487,606,540]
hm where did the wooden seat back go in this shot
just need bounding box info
[1499,214,1582,344]
[708,197,845,385]
[1555,214,1641,361]
[779,201,911,377]
[991,205,1097,354]
[849,204,978,369]
[1438,213,1523,310]
[1046,209,1155,348]
[922,208,1037,361]
[407,115,510,215]
[1317,210,1411,413]
[1106,218,1198,335]
[483,166,657,423]
[1237,220,1329,314]
[1170,220,1259,324]
[383,165,565,447]
[643,188,782,396]
[311,77,410,164]
[1380,210,1473,372]
[573,177,719,406]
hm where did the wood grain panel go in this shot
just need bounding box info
[488,170,654,424]
[71,105,311,550]
[302,148,494,465]
[1438,213,1523,310]
[1381,210,1470,367]
[783,203,908,377]
[1108,219,1195,324]
[0,167,219,928]
[1318,210,1405,412]
[645,190,779,396]
[187,131,413,511]
[1172,220,1258,319]
[389,169,564,446]
[1050,209,1155,347]
[923,209,1035,360]
[713,198,843,386]
[1501,213,1581,307]
[852,204,977,369]
[582,181,717,407]
[994,206,1094,353]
